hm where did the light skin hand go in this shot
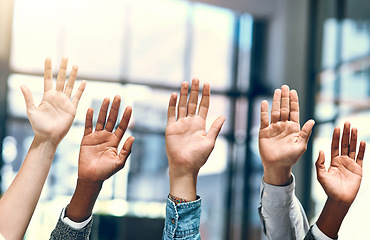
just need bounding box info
[20,58,86,146]
[66,96,134,222]
[0,58,85,240]
[166,78,225,201]
[316,121,365,238]
[259,85,315,185]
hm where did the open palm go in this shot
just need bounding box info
[21,58,85,145]
[78,96,134,183]
[259,85,315,169]
[165,80,225,176]
[316,122,365,205]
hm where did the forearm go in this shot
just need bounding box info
[0,137,57,240]
[316,198,350,239]
[66,179,102,222]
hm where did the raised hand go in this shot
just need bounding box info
[20,58,86,146]
[0,58,85,240]
[78,96,135,183]
[315,122,366,238]
[65,96,134,223]
[259,85,315,185]
[316,122,366,205]
[165,78,225,200]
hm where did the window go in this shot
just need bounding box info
[310,1,370,238]
[2,0,255,239]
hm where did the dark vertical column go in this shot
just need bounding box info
[241,20,266,240]
[334,0,345,109]
[302,0,318,218]
[303,0,346,218]
[224,14,240,240]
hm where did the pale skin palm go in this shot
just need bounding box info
[0,58,85,240]
[166,116,214,175]
[259,121,307,168]
[258,86,314,185]
[166,79,225,201]
[21,57,85,145]
[27,92,77,142]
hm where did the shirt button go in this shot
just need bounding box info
[171,218,175,224]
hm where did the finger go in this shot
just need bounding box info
[44,58,53,92]
[298,119,315,144]
[167,93,177,125]
[198,83,210,120]
[331,127,340,159]
[356,141,366,168]
[96,98,110,131]
[56,58,68,92]
[280,85,290,122]
[341,121,351,156]
[118,136,135,168]
[177,81,189,119]
[115,106,132,140]
[84,108,94,136]
[270,89,281,123]
[315,151,326,181]
[72,80,86,107]
[64,65,79,98]
[20,85,35,111]
[349,127,358,160]
[105,95,121,132]
[260,100,269,129]
[289,90,299,124]
[187,78,199,117]
[207,116,225,142]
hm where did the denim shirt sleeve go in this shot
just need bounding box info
[162,196,201,240]
[258,174,310,240]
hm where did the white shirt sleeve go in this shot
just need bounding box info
[60,207,92,229]
[311,223,336,240]
[258,174,310,240]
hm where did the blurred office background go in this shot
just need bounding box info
[0,0,369,239]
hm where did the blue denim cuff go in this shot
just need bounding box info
[163,196,201,239]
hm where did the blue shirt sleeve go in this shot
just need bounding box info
[162,196,202,240]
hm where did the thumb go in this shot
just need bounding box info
[20,85,35,111]
[207,116,225,142]
[118,136,135,168]
[299,119,315,144]
[315,150,326,181]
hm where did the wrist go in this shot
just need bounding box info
[316,197,350,239]
[27,137,58,167]
[33,135,59,150]
[169,170,198,201]
[66,178,103,222]
[263,166,292,186]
